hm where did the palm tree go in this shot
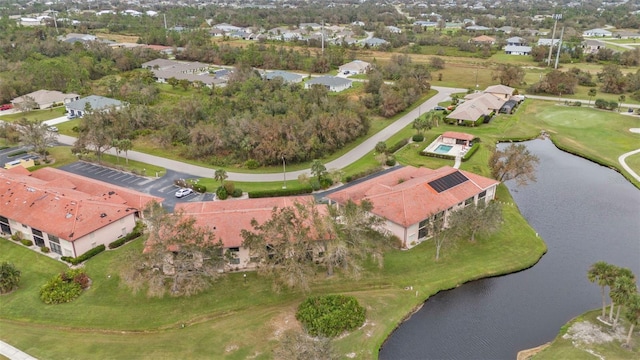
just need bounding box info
[0,262,21,294]
[624,293,640,347]
[618,95,626,112]
[611,275,638,327]
[587,261,614,319]
[587,88,597,105]
[214,169,228,185]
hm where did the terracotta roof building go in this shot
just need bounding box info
[0,167,161,258]
[325,166,499,248]
[175,196,324,269]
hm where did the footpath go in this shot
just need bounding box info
[0,340,37,360]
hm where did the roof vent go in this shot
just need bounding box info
[108,191,115,195]
[26,187,35,192]
[65,213,72,219]
[100,213,107,218]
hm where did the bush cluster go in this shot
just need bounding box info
[109,222,145,249]
[244,159,260,169]
[20,239,33,247]
[216,186,228,200]
[40,246,50,253]
[39,269,90,304]
[594,99,619,110]
[412,134,425,142]
[248,186,313,198]
[387,138,409,154]
[296,295,366,338]
[61,245,105,265]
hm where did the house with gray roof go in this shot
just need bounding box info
[339,60,371,75]
[264,71,303,84]
[504,45,532,55]
[65,96,125,118]
[583,28,612,37]
[363,37,388,47]
[305,76,352,92]
[506,37,526,46]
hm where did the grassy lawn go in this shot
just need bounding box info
[0,107,66,123]
[533,309,640,360]
[0,186,546,359]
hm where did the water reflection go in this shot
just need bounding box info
[379,139,640,360]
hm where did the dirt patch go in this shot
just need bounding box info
[562,320,626,346]
[516,342,551,360]
[269,308,302,340]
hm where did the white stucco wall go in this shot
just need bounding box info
[71,214,136,257]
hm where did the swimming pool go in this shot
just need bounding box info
[433,144,453,154]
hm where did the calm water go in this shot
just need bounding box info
[379,138,640,360]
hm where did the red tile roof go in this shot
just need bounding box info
[30,167,161,210]
[326,166,499,227]
[442,131,475,141]
[175,196,321,248]
[0,168,150,241]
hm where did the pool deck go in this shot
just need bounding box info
[423,142,468,157]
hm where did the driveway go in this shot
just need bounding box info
[59,162,216,211]
[54,86,466,182]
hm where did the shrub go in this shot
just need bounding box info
[223,181,235,195]
[40,269,89,304]
[385,156,397,166]
[216,186,228,200]
[296,295,366,337]
[412,134,424,142]
[109,222,145,249]
[608,101,618,110]
[319,177,333,189]
[192,184,207,193]
[462,143,480,161]
[245,159,260,169]
[10,231,23,242]
[20,239,33,247]
[248,186,314,198]
[7,150,27,157]
[61,245,105,265]
[344,167,384,183]
[232,188,243,197]
[0,262,21,294]
[387,138,409,154]
[310,178,321,191]
[594,98,607,109]
[40,246,50,253]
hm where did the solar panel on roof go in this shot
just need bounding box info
[428,171,468,193]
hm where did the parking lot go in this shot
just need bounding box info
[60,161,216,211]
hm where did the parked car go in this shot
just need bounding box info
[175,188,194,198]
[66,113,77,119]
[433,106,446,111]
[48,126,58,132]
[0,104,13,111]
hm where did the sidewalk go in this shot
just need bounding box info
[0,340,37,360]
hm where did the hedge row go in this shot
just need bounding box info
[61,245,105,265]
[462,143,480,161]
[421,151,456,160]
[109,222,145,249]
[388,138,409,154]
[248,186,313,198]
[344,166,384,183]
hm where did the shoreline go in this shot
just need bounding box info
[516,343,551,360]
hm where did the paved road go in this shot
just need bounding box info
[55,86,466,182]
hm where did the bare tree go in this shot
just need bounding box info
[274,330,336,360]
[121,202,225,297]
[447,201,503,243]
[489,143,540,187]
[323,200,390,278]
[428,213,453,261]
[241,201,320,292]
[17,118,57,161]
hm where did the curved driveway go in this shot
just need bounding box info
[57,86,466,182]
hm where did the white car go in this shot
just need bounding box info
[48,126,58,132]
[175,188,193,198]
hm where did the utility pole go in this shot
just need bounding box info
[547,14,561,67]
[321,20,325,55]
[554,27,564,69]
[163,14,167,30]
[282,156,287,189]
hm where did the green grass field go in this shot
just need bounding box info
[0,185,546,359]
[0,107,66,123]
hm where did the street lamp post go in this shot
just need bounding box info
[282,155,287,189]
